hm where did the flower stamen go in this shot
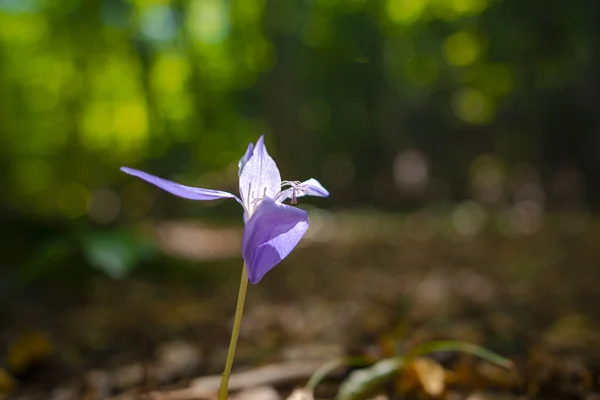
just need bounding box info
[279,180,305,204]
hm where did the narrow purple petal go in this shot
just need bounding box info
[242,197,308,284]
[274,178,330,203]
[239,135,281,212]
[121,167,241,202]
[301,178,330,197]
[238,142,254,177]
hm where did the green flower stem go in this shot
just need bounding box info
[218,262,249,400]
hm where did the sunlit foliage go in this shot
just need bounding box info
[0,0,595,220]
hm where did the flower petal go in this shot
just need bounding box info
[121,167,241,202]
[242,197,308,284]
[301,178,330,197]
[239,135,281,212]
[274,178,330,203]
[238,142,254,177]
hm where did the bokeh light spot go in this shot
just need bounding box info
[80,102,112,150]
[386,0,427,25]
[0,0,41,13]
[139,5,178,42]
[187,0,230,44]
[452,87,495,125]
[444,31,481,67]
[469,154,506,203]
[114,101,149,147]
[151,54,191,93]
[393,149,429,196]
[452,201,487,236]
[0,12,47,43]
[89,189,122,224]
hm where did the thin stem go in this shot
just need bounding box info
[218,263,249,400]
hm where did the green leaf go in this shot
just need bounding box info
[80,230,154,279]
[335,341,513,400]
[336,358,404,400]
[305,357,368,391]
[408,340,514,369]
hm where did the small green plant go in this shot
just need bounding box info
[307,341,515,400]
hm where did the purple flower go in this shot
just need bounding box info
[121,135,329,283]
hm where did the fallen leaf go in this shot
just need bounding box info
[0,368,15,398]
[6,332,53,374]
[399,358,445,397]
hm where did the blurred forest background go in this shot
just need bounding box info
[1,0,599,274]
[1,0,600,398]
[1,0,598,221]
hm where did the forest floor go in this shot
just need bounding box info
[2,211,600,400]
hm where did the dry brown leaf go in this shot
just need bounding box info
[6,332,53,374]
[399,357,446,397]
[414,358,446,396]
[0,368,15,399]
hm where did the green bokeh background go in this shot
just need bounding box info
[0,0,597,279]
